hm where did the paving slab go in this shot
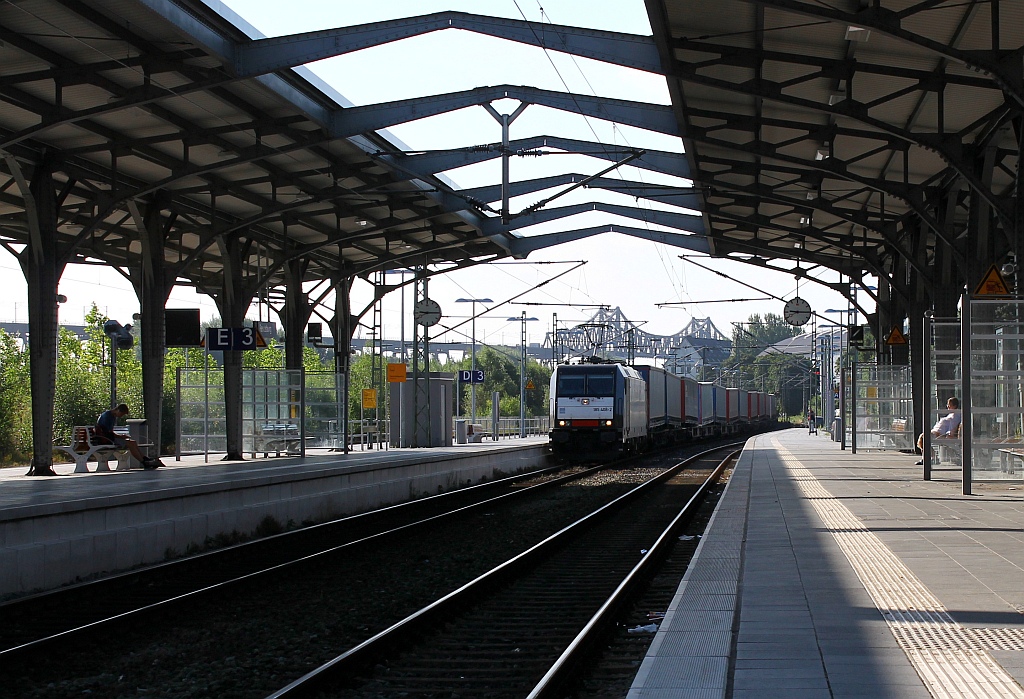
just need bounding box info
[629,428,1024,698]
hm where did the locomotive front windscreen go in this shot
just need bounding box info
[557,372,615,397]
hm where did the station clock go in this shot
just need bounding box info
[783,297,812,326]
[414,298,442,327]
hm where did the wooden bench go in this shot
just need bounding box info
[55,426,130,473]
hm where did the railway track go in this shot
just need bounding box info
[0,460,578,660]
[268,445,737,699]
[4,439,740,699]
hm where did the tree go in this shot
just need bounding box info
[725,313,806,414]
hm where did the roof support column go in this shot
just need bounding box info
[131,195,172,458]
[282,258,312,372]
[1015,118,1024,286]
[331,274,353,455]
[18,156,64,476]
[214,234,251,462]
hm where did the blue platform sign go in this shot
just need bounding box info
[206,327,260,351]
[458,369,485,384]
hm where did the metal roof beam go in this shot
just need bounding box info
[731,0,1024,109]
[478,201,703,235]
[234,11,661,76]
[507,223,710,257]
[459,174,701,210]
[667,57,1014,227]
[331,85,679,138]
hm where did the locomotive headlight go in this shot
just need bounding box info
[605,420,613,426]
[558,420,566,427]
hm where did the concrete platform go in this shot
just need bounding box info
[630,428,1024,699]
[0,437,549,599]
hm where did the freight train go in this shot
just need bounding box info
[548,360,777,457]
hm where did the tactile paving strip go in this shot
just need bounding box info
[773,437,1024,699]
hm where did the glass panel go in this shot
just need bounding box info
[850,364,913,451]
[586,375,615,397]
[557,375,586,397]
[968,299,1024,480]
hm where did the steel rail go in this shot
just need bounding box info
[0,459,608,665]
[527,448,740,698]
[265,442,742,699]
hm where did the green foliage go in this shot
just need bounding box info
[725,312,806,415]
[0,311,554,464]
[0,329,30,461]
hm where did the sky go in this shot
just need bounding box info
[0,0,860,351]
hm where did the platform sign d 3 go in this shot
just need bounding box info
[386,363,407,383]
[459,369,485,384]
[361,388,378,409]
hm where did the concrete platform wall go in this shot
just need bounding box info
[0,446,549,598]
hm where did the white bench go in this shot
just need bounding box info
[55,426,130,473]
[466,424,490,443]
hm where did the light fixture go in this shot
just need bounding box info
[799,216,811,226]
[828,89,847,106]
[357,219,368,226]
[845,26,870,42]
[815,148,830,161]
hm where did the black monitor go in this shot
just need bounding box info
[165,309,202,346]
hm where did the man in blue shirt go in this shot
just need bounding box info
[96,403,162,469]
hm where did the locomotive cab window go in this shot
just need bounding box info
[557,375,587,397]
[586,375,614,396]
[557,372,615,397]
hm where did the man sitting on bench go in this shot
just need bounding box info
[916,397,961,465]
[96,403,162,470]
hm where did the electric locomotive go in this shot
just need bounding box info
[548,361,647,456]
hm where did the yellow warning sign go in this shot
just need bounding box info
[974,264,1011,296]
[386,363,407,383]
[525,379,536,390]
[361,388,378,409]
[885,326,908,345]
[254,328,267,348]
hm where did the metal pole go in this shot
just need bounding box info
[851,361,858,454]
[109,335,117,409]
[471,302,477,423]
[520,312,526,437]
[961,291,972,495]
[922,313,932,480]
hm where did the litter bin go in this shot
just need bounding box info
[126,418,149,467]
[455,419,467,444]
[831,417,842,442]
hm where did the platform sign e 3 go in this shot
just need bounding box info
[361,388,378,409]
[386,363,408,383]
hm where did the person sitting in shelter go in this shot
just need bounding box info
[96,403,162,470]
[915,397,961,465]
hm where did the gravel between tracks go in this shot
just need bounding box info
[10,467,670,699]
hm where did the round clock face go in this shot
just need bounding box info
[414,298,442,327]
[783,297,812,326]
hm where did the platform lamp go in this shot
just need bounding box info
[103,319,134,408]
[455,297,492,422]
[508,312,539,437]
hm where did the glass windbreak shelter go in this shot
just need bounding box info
[922,317,963,478]
[965,298,1024,485]
[847,363,913,453]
